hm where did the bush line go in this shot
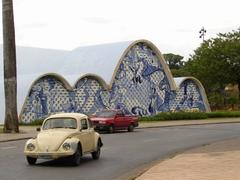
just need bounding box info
[139,111,240,122]
[19,119,44,126]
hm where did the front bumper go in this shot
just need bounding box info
[94,124,110,131]
[24,150,75,159]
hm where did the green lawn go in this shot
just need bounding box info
[139,111,240,122]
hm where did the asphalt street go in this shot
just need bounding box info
[1,123,240,180]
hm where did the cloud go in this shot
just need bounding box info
[82,17,111,24]
[23,23,48,29]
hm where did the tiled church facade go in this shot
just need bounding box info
[20,42,208,123]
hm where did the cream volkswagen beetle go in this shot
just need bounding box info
[24,113,103,166]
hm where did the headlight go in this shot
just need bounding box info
[27,143,35,151]
[62,143,71,151]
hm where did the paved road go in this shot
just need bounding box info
[1,123,240,180]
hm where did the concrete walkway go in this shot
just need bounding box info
[137,138,240,180]
[1,118,240,180]
[0,126,38,142]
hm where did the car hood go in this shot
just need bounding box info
[91,117,113,121]
[36,130,77,151]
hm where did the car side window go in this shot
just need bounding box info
[81,119,88,130]
[88,118,93,128]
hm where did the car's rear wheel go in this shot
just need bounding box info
[108,125,114,133]
[72,145,82,166]
[128,124,134,132]
[26,156,37,165]
[92,141,101,160]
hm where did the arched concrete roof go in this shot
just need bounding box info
[0,46,69,123]
[57,39,176,90]
[110,40,176,90]
[27,73,73,91]
[0,40,180,123]
[74,73,109,90]
[19,73,73,117]
[174,77,211,112]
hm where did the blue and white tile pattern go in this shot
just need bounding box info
[21,43,206,123]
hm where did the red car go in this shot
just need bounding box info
[90,109,139,133]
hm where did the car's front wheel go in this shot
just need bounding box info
[26,156,37,165]
[128,124,134,132]
[108,125,114,133]
[92,141,101,160]
[72,145,82,166]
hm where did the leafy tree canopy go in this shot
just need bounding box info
[163,53,184,69]
[184,29,240,95]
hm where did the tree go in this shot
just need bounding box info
[2,0,19,133]
[163,53,187,77]
[219,30,240,98]
[184,29,240,106]
[163,53,184,69]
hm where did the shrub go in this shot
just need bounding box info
[139,111,240,122]
[139,112,208,121]
[19,119,44,126]
[207,111,240,118]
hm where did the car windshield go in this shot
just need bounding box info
[42,118,77,130]
[95,110,117,117]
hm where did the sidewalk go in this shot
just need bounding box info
[137,137,240,180]
[0,126,38,142]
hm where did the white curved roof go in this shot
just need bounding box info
[0,41,136,123]
[174,77,187,87]
[0,46,69,123]
[1,41,209,123]
[59,41,134,84]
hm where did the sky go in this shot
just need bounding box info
[0,0,240,59]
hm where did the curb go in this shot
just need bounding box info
[0,136,34,143]
[137,120,240,129]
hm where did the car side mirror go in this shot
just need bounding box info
[36,127,41,131]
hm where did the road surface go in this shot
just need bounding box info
[1,123,240,180]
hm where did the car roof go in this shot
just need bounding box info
[46,113,88,120]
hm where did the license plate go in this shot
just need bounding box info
[39,155,51,159]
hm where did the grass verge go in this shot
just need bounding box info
[139,111,240,122]
[207,111,240,118]
[19,119,44,126]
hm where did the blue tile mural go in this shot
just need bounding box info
[21,77,106,123]
[20,43,207,123]
[21,78,71,123]
[170,80,206,112]
[105,43,173,116]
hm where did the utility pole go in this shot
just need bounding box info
[199,27,207,42]
[2,0,19,133]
